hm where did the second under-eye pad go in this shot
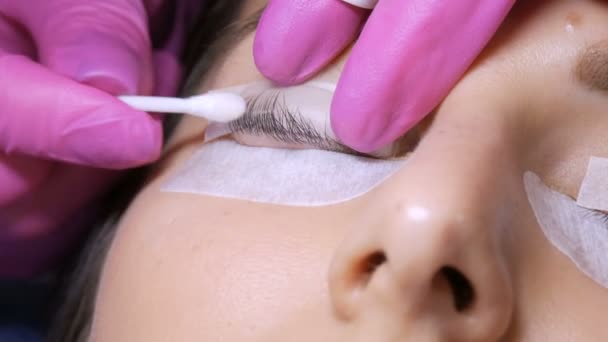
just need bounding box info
[524,171,608,288]
[577,157,608,212]
[161,141,406,207]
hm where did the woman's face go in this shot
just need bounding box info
[90,0,608,340]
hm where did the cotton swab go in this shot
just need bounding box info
[119,92,247,123]
[340,0,378,9]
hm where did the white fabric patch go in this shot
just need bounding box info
[577,157,608,212]
[162,141,405,206]
[524,171,608,288]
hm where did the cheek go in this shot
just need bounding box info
[91,188,351,341]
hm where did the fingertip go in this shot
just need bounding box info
[332,115,416,154]
[62,103,163,169]
[124,113,164,166]
[252,3,300,84]
[331,106,392,154]
[40,31,154,96]
[121,111,164,166]
[330,74,390,153]
[331,86,420,153]
[254,0,366,85]
[74,39,150,95]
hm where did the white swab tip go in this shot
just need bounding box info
[187,92,246,122]
[340,0,378,9]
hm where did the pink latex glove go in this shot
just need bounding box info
[0,0,202,278]
[254,0,516,152]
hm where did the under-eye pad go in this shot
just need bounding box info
[577,157,608,212]
[161,141,406,207]
[524,171,608,288]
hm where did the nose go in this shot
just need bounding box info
[329,124,515,341]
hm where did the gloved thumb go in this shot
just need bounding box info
[6,0,155,95]
[0,55,162,169]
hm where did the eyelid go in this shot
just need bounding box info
[204,82,426,158]
[228,90,352,152]
[233,90,318,142]
[229,90,423,159]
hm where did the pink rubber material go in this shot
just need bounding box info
[254,0,367,85]
[254,0,516,152]
[0,0,201,277]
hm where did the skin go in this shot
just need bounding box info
[253,0,516,153]
[90,0,608,340]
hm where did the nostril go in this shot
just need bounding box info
[358,251,387,286]
[440,266,475,312]
[329,250,387,320]
[364,251,387,272]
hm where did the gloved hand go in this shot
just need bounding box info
[254,0,516,152]
[0,0,202,277]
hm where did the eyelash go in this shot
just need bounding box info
[228,91,350,152]
[584,209,608,225]
[226,90,422,158]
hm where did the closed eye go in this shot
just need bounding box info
[226,89,424,159]
[229,90,359,155]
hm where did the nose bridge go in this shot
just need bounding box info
[353,122,515,339]
[376,121,515,284]
[328,101,520,340]
[380,116,515,231]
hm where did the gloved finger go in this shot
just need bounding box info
[149,0,206,96]
[0,164,118,277]
[0,14,55,206]
[331,0,516,152]
[4,0,154,95]
[153,51,182,96]
[0,12,35,57]
[0,154,53,206]
[0,55,162,169]
[147,0,203,54]
[254,0,368,85]
[148,0,194,97]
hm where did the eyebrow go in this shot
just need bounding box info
[575,40,608,92]
[229,91,361,155]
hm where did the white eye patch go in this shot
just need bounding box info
[524,171,608,288]
[577,157,608,212]
[161,141,405,207]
